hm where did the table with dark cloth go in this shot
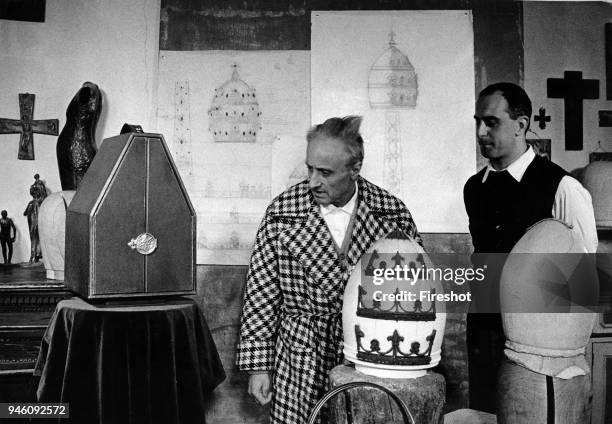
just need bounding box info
[34,297,225,424]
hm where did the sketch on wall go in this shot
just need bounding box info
[368,31,418,110]
[173,81,194,177]
[157,51,310,264]
[368,31,419,197]
[382,111,403,197]
[208,64,262,143]
[312,10,476,232]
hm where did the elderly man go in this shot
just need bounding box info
[463,82,597,413]
[237,116,421,424]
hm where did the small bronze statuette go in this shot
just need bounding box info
[23,174,48,263]
[0,210,17,265]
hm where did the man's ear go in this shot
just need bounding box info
[350,161,362,180]
[516,115,530,136]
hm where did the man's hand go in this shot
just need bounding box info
[248,372,272,405]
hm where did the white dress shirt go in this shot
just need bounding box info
[482,147,598,253]
[320,183,358,248]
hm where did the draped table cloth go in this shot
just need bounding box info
[34,297,225,424]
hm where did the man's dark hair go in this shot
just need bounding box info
[306,116,364,165]
[1,211,6,217]
[479,82,532,130]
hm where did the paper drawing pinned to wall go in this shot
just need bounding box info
[208,64,262,143]
[312,11,475,232]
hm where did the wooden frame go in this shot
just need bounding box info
[0,0,45,22]
[589,337,612,424]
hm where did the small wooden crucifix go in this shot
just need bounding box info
[533,107,551,130]
[547,71,599,151]
[0,93,59,160]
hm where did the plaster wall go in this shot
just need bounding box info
[0,0,160,263]
[524,1,612,173]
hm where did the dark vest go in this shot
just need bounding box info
[463,155,568,254]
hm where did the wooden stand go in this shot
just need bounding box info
[328,365,445,424]
[497,360,591,424]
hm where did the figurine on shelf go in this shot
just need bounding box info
[0,210,17,265]
[31,173,48,199]
[23,174,48,263]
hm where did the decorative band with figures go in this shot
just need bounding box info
[355,325,436,366]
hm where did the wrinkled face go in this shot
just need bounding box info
[475,92,526,169]
[306,136,361,207]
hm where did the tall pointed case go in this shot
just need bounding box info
[65,132,196,299]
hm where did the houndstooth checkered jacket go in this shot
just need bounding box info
[236,176,421,424]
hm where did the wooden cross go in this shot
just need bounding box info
[547,71,599,151]
[533,107,551,130]
[0,93,59,160]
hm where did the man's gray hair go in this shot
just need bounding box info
[306,116,364,165]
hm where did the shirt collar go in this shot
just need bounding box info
[320,182,358,216]
[482,147,535,183]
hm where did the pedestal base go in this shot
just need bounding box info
[329,364,445,424]
[497,360,592,424]
[38,191,75,281]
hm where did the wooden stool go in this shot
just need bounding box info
[328,364,445,424]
